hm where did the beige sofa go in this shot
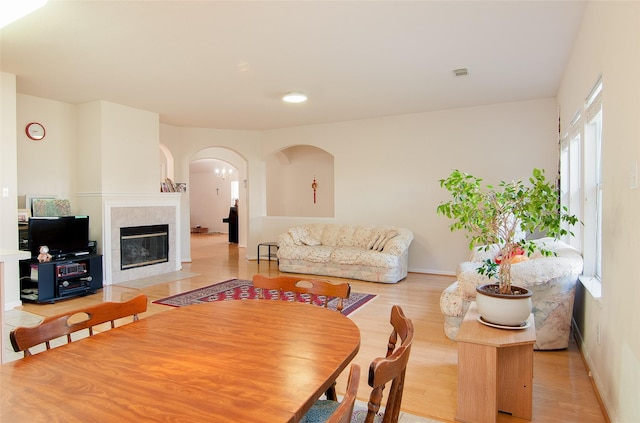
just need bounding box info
[440,237,583,350]
[276,224,413,283]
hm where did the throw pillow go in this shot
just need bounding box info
[372,233,385,251]
[367,231,382,250]
[301,235,321,246]
[288,227,309,246]
[508,254,529,264]
[376,230,398,252]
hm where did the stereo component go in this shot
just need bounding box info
[56,262,87,278]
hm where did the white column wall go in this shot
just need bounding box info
[557,3,640,422]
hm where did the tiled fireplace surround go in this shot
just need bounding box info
[103,196,182,285]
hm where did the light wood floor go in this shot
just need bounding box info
[15,234,607,423]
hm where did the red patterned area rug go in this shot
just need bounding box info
[153,278,376,316]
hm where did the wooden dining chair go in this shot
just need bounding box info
[251,275,351,312]
[364,305,414,423]
[9,294,148,357]
[301,363,361,423]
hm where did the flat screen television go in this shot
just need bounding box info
[28,216,90,260]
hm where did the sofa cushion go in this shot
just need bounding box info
[278,245,334,263]
[330,247,365,265]
[325,247,399,268]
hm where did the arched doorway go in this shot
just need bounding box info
[189,148,247,247]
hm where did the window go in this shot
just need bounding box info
[560,78,603,288]
[231,181,239,206]
[584,82,603,279]
[560,111,582,251]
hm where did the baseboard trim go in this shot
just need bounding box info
[408,268,455,276]
[571,318,612,423]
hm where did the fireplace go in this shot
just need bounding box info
[120,224,169,270]
[103,196,182,285]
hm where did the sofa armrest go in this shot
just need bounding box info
[510,255,583,286]
[382,229,414,256]
[457,249,583,296]
[457,262,493,297]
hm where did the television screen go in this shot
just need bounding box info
[28,216,90,259]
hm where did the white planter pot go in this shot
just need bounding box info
[475,284,532,326]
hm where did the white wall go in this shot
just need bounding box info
[259,98,559,272]
[12,90,558,275]
[161,98,558,270]
[0,72,26,310]
[16,94,77,203]
[99,101,159,194]
[558,3,640,422]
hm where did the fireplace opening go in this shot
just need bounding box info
[120,224,169,270]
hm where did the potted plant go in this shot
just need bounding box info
[436,168,579,326]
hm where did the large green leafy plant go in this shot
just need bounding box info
[437,168,578,294]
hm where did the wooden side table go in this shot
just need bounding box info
[456,302,536,423]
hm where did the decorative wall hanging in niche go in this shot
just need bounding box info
[311,178,318,203]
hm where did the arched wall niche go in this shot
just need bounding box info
[266,145,334,217]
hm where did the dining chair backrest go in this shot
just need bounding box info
[325,364,361,423]
[252,275,351,312]
[365,305,414,423]
[10,294,148,357]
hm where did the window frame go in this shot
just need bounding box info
[560,78,603,298]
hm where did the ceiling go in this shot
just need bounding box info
[0,0,586,131]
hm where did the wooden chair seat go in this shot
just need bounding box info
[9,294,148,357]
[301,364,360,423]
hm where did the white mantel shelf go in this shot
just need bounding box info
[0,249,30,261]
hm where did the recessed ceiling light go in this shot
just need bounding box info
[283,92,308,103]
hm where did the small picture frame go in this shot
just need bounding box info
[18,208,31,223]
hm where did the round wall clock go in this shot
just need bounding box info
[25,122,46,140]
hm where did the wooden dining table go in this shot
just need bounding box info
[0,299,361,422]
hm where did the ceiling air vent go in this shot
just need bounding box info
[452,68,469,77]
